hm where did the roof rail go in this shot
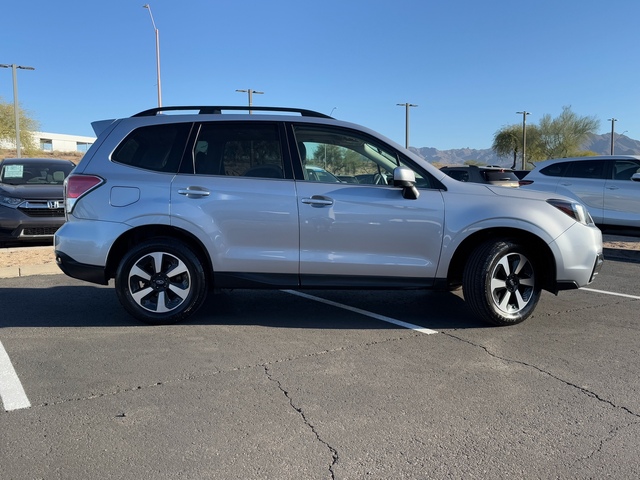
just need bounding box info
[132,106,333,118]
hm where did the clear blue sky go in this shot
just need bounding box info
[1,0,638,150]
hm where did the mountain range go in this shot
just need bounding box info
[411,133,640,167]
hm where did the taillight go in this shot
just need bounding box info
[518,180,533,186]
[65,174,104,214]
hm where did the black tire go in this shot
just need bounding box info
[115,238,207,325]
[463,240,541,326]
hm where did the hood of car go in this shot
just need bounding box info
[485,184,570,202]
[0,183,64,199]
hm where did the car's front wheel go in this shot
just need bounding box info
[115,238,207,325]
[463,240,541,326]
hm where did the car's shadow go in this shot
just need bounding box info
[0,284,487,330]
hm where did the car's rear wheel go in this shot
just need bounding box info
[463,240,541,326]
[115,238,207,325]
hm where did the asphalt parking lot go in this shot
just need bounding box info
[1,247,640,479]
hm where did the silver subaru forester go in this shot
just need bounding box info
[54,106,603,326]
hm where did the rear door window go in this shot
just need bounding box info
[192,122,286,179]
[564,160,606,179]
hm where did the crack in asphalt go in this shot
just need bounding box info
[442,331,640,464]
[442,332,640,419]
[263,364,338,480]
[30,335,416,476]
[31,335,412,406]
[28,326,638,474]
[576,420,640,465]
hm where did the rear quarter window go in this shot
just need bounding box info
[112,123,191,173]
[540,162,568,177]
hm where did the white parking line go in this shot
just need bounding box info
[581,287,640,300]
[283,290,438,334]
[0,340,31,411]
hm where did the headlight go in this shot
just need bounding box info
[547,199,594,225]
[0,195,24,208]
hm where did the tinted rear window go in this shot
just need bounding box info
[540,162,569,177]
[112,123,191,173]
[481,170,519,182]
[565,160,606,179]
[444,170,470,182]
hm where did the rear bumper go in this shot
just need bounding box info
[53,219,126,285]
[54,250,108,285]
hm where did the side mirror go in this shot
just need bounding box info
[393,166,419,199]
[631,173,640,182]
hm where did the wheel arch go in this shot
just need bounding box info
[446,227,557,293]
[105,225,213,286]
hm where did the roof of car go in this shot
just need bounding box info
[92,105,338,137]
[1,157,75,164]
[132,105,333,118]
[533,155,640,166]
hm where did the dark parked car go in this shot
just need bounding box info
[440,165,520,188]
[0,157,75,246]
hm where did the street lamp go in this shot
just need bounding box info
[143,4,162,107]
[608,118,617,155]
[516,111,530,169]
[0,63,35,158]
[236,89,264,114]
[397,103,418,148]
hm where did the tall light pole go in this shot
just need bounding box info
[516,111,530,169]
[143,4,162,107]
[236,89,264,114]
[0,63,35,158]
[397,103,418,148]
[608,118,617,155]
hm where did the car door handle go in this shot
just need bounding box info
[178,187,211,197]
[301,195,334,207]
[606,186,620,190]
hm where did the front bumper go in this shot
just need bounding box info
[0,205,65,244]
[551,222,604,291]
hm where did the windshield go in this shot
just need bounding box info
[0,161,75,185]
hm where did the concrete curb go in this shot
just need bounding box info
[0,263,61,279]
[603,248,640,264]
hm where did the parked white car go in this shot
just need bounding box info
[54,106,603,326]
[520,155,640,231]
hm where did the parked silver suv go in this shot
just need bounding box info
[54,106,603,326]
[520,155,640,231]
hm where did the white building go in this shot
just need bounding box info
[1,131,96,153]
[34,131,96,153]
